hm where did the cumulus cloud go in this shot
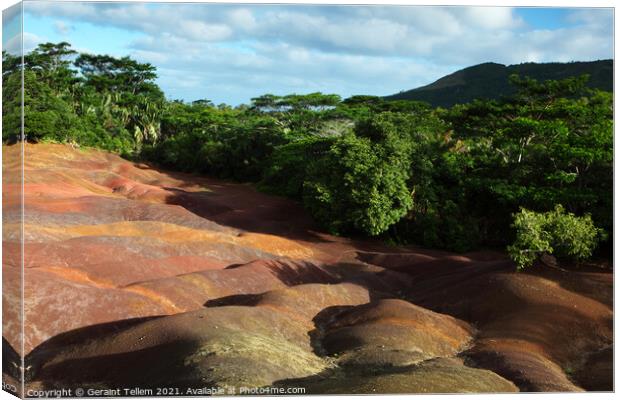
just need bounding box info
[460,7,524,30]
[227,8,257,32]
[21,2,614,104]
[24,3,581,60]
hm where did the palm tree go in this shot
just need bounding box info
[131,96,164,148]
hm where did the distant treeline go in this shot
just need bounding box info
[2,43,613,267]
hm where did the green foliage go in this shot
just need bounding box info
[259,136,335,198]
[248,92,345,136]
[251,92,341,113]
[146,103,291,181]
[74,53,160,97]
[21,70,83,143]
[2,53,22,142]
[2,42,163,154]
[507,205,604,270]
[2,42,612,265]
[216,116,291,181]
[302,115,414,236]
[438,75,613,251]
[392,145,482,252]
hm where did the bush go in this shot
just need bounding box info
[507,205,604,270]
[302,122,413,236]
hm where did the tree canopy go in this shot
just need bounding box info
[3,42,613,265]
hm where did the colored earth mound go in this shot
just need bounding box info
[2,143,612,394]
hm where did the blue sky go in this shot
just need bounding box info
[2,2,614,105]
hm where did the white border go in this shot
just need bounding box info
[0,1,616,400]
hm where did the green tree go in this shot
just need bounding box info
[444,75,613,249]
[303,114,413,236]
[25,42,78,94]
[2,62,22,142]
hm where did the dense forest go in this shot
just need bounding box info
[2,42,613,269]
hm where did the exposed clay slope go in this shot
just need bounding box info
[2,143,612,394]
[318,299,474,367]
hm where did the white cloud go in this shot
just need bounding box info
[25,2,98,19]
[21,3,614,104]
[460,7,523,30]
[182,20,233,41]
[227,8,257,31]
[22,4,533,58]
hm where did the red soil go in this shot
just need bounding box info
[2,143,612,393]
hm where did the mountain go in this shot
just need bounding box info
[385,60,613,108]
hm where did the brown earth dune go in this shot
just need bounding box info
[2,143,613,394]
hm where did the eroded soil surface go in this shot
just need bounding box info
[2,143,613,394]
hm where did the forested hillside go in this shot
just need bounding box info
[385,60,613,107]
[2,43,613,268]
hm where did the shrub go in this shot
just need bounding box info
[302,126,413,236]
[507,205,604,270]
